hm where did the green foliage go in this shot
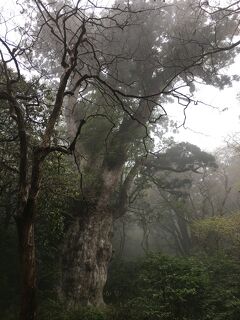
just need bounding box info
[202,255,240,319]
[192,213,240,255]
[112,254,208,320]
[106,253,240,320]
[137,255,207,318]
[37,154,81,295]
[104,260,141,304]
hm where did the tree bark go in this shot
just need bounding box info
[61,200,113,307]
[17,213,37,320]
[60,106,133,305]
[16,151,44,320]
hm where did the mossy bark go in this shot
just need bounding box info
[61,166,122,307]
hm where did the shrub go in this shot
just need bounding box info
[107,253,240,320]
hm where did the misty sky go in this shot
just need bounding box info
[169,64,240,152]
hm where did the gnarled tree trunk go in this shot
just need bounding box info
[61,167,121,307]
[61,90,157,306]
[62,208,113,307]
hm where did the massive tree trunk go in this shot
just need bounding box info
[61,167,121,307]
[62,207,113,307]
[61,92,156,306]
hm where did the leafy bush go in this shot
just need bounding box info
[104,259,141,304]
[106,253,240,320]
[202,255,240,319]
[192,214,240,256]
[112,254,208,320]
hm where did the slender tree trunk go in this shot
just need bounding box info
[16,152,44,320]
[17,213,37,320]
[118,218,126,258]
[141,227,150,254]
[171,210,192,256]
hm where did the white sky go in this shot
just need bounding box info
[1,0,240,153]
[166,59,240,152]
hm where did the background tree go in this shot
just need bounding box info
[113,142,216,257]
